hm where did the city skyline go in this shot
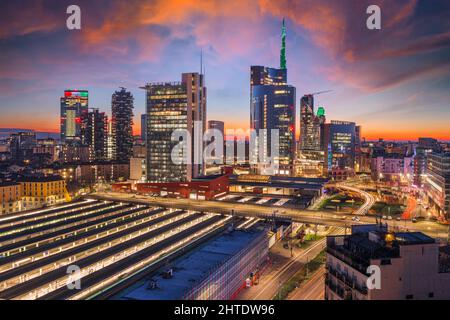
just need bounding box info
[1,0,450,141]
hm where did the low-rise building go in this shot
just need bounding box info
[18,176,70,210]
[371,155,413,183]
[60,144,93,163]
[132,174,229,200]
[0,182,22,215]
[129,157,146,182]
[75,162,129,185]
[325,224,450,300]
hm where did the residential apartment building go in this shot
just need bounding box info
[325,224,450,300]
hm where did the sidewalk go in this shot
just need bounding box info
[235,235,327,300]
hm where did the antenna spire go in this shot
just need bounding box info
[200,49,203,75]
[280,18,287,70]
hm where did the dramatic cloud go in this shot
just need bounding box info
[0,0,449,138]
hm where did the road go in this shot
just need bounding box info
[237,237,327,300]
[90,192,449,239]
[236,227,344,300]
[288,267,325,300]
[334,182,376,215]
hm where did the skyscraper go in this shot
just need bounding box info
[111,88,134,162]
[85,109,108,160]
[60,90,89,145]
[9,131,36,163]
[141,114,147,143]
[208,120,225,165]
[324,120,356,179]
[295,102,326,178]
[250,19,296,176]
[142,72,206,182]
[299,94,320,151]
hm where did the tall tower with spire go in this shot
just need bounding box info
[249,17,296,176]
[280,18,287,70]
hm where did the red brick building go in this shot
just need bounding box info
[136,174,229,200]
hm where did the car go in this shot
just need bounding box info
[412,218,418,223]
[387,216,393,220]
[396,217,401,221]
[382,215,387,220]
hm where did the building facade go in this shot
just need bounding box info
[207,120,225,165]
[425,153,450,220]
[0,182,22,215]
[141,114,147,143]
[60,90,89,145]
[143,72,206,183]
[299,94,321,151]
[60,144,93,163]
[18,176,70,210]
[324,121,356,179]
[111,88,134,162]
[9,131,36,163]
[371,155,413,183]
[250,20,295,176]
[326,224,450,300]
[85,109,108,160]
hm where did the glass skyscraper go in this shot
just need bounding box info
[250,19,296,176]
[325,120,356,174]
[143,73,206,182]
[60,90,88,145]
[85,108,108,160]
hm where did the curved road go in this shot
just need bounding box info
[334,183,376,215]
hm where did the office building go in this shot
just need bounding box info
[9,131,36,163]
[326,224,450,300]
[142,72,206,182]
[250,19,296,176]
[296,101,326,177]
[111,88,134,162]
[324,121,356,180]
[60,90,89,144]
[208,120,224,137]
[299,94,320,151]
[141,114,147,143]
[425,153,450,220]
[207,120,225,165]
[85,109,108,160]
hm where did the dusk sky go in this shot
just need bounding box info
[0,0,449,140]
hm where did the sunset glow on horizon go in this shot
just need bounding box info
[1,0,449,141]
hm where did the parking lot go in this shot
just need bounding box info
[216,193,314,209]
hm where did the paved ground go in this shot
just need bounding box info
[236,239,326,300]
[288,267,325,300]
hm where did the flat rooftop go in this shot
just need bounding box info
[118,224,267,300]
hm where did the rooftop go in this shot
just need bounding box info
[17,175,64,183]
[327,224,436,273]
[118,224,266,300]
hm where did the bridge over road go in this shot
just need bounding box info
[88,193,449,239]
